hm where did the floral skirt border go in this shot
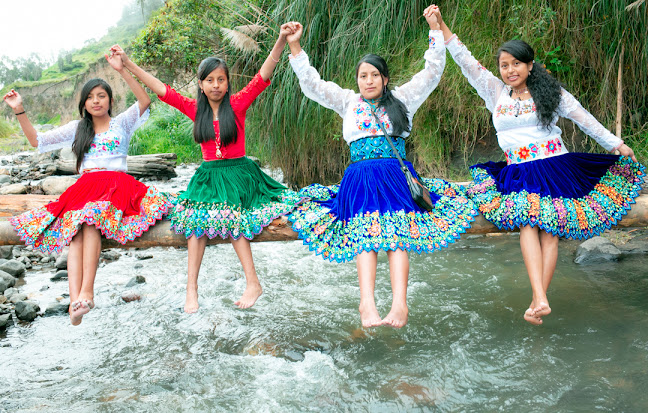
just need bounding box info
[467,156,645,239]
[9,187,172,254]
[288,179,479,263]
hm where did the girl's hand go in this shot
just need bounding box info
[424,4,440,30]
[105,46,124,71]
[279,23,293,40]
[2,89,23,110]
[285,21,303,44]
[428,4,443,26]
[617,144,638,162]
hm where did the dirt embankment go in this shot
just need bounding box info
[1,59,133,124]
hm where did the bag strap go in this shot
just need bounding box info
[367,103,409,174]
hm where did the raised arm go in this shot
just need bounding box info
[390,5,446,115]
[113,45,167,99]
[435,8,505,112]
[2,90,38,147]
[286,21,354,116]
[106,45,151,115]
[258,24,291,81]
[558,89,636,161]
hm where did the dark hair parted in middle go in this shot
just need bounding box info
[497,40,561,130]
[356,54,410,136]
[73,78,113,172]
[193,57,238,146]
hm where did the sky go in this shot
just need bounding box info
[0,0,135,61]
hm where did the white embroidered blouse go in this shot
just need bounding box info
[445,35,623,153]
[36,103,149,173]
[289,30,446,144]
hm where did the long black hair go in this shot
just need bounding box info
[356,54,410,136]
[497,40,561,130]
[193,57,237,146]
[73,78,112,172]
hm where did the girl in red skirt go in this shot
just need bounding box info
[3,49,172,325]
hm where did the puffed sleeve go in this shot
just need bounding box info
[289,50,356,117]
[391,30,446,115]
[557,88,623,152]
[114,102,150,138]
[446,34,505,112]
[36,120,80,153]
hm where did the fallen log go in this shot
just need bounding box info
[55,153,178,178]
[0,194,647,248]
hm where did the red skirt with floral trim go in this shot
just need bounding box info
[9,171,172,254]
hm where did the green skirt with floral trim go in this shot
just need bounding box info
[169,157,303,240]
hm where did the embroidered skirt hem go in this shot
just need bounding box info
[288,159,479,263]
[9,171,172,254]
[168,157,304,240]
[467,154,645,239]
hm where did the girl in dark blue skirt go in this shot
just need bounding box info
[435,8,644,325]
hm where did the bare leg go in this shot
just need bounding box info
[231,237,262,309]
[382,249,409,328]
[185,235,207,313]
[68,229,84,325]
[519,225,550,325]
[539,231,559,293]
[356,250,382,327]
[67,224,101,325]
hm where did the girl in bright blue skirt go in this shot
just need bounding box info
[284,7,478,329]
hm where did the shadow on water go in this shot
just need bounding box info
[1,235,648,411]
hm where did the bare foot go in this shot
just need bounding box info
[184,285,199,313]
[234,282,262,309]
[533,301,551,318]
[381,304,409,328]
[359,302,382,328]
[69,298,93,326]
[524,308,543,325]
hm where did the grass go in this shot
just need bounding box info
[129,102,203,163]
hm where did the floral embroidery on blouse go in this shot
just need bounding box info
[88,131,121,155]
[354,99,391,134]
[495,101,536,117]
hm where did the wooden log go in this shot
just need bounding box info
[55,153,178,178]
[0,194,647,248]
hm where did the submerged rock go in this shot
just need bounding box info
[574,237,622,264]
[15,301,40,321]
[3,288,18,300]
[44,300,70,316]
[125,275,146,288]
[50,270,68,281]
[121,291,141,302]
[135,253,153,260]
[9,293,27,304]
[0,246,13,260]
[101,250,121,262]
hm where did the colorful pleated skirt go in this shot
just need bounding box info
[168,156,304,240]
[10,171,172,254]
[467,152,645,239]
[288,137,479,263]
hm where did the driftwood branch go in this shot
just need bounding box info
[55,153,178,178]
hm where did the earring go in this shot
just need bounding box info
[383,86,387,94]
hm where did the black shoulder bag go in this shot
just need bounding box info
[368,106,434,211]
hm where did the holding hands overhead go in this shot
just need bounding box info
[423,4,440,30]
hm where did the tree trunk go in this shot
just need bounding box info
[55,153,178,178]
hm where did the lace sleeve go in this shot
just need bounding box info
[36,120,80,153]
[114,102,150,137]
[289,51,355,117]
[391,30,446,115]
[446,35,505,112]
[557,88,623,152]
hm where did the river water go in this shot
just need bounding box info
[1,232,647,412]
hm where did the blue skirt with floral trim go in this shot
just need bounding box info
[467,153,645,239]
[288,156,479,263]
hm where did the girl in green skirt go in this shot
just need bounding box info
[112,25,302,313]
